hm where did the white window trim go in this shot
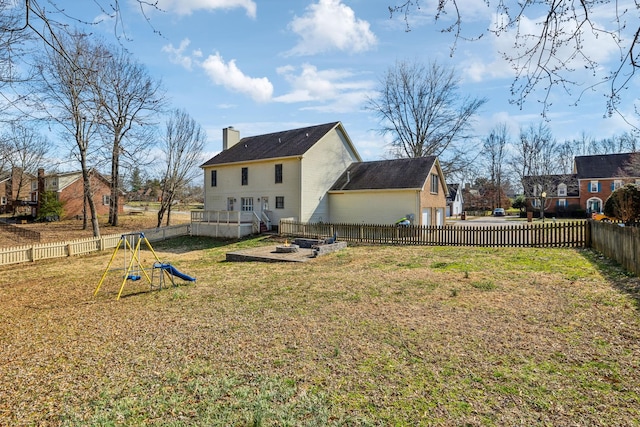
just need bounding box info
[557,183,567,197]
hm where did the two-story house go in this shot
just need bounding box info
[198,122,448,237]
[522,174,581,215]
[522,152,640,216]
[38,168,123,220]
[574,153,640,214]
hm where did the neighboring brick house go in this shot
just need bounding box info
[0,168,38,216]
[574,153,640,214]
[522,174,581,216]
[522,152,640,216]
[39,169,124,220]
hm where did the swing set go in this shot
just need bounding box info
[94,232,195,300]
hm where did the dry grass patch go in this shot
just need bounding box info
[1,238,640,426]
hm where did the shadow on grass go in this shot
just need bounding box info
[150,234,283,254]
[580,248,640,311]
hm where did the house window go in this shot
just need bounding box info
[102,194,110,206]
[275,196,284,209]
[241,197,253,211]
[430,174,438,193]
[241,167,248,186]
[558,199,566,208]
[532,198,540,208]
[210,170,217,187]
[31,181,38,191]
[614,179,623,190]
[557,183,567,197]
[227,197,235,211]
[275,164,283,184]
[635,179,640,187]
[590,180,599,192]
[1,196,6,205]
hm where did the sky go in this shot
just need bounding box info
[30,0,640,165]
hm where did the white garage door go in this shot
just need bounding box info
[422,208,431,226]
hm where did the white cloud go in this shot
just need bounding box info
[162,39,273,103]
[201,53,273,103]
[155,0,257,18]
[287,0,377,56]
[162,39,201,70]
[274,63,376,113]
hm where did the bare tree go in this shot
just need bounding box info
[482,124,509,209]
[35,31,105,237]
[366,59,486,174]
[510,123,559,216]
[93,42,165,227]
[1,123,49,205]
[157,109,206,228]
[389,1,639,124]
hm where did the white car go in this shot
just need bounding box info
[493,208,505,217]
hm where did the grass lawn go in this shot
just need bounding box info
[1,236,639,426]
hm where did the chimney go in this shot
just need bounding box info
[222,126,240,150]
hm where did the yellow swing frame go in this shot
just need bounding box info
[94,232,163,300]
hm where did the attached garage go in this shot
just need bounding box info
[328,157,447,226]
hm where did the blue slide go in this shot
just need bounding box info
[161,264,196,282]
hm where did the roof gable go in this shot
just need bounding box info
[330,157,438,191]
[201,122,342,167]
[574,153,637,179]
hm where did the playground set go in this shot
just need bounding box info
[94,232,196,300]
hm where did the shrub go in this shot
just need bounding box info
[603,184,640,224]
[37,191,64,222]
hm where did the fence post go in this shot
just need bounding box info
[585,220,592,248]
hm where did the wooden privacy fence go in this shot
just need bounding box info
[0,224,190,267]
[590,220,640,275]
[279,220,588,248]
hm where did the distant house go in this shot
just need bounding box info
[0,168,38,216]
[522,174,580,215]
[39,169,124,220]
[328,157,447,226]
[522,152,640,216]
[574,153,640,214]
[198,122,448,237]
[446,183,463,217]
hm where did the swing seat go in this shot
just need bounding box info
[127,274,141,281]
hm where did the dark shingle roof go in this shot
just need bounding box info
[522,174,579,197]
[201,122,341,167]
[574,153,635,179]
[330,157,437,191]
[447,183,459,200]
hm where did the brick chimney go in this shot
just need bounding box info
[222,126,240,150]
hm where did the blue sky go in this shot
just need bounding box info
[55,0,639,163]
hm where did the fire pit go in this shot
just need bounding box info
[274,240,299,253]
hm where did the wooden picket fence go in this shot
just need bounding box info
[279,220,588,248]
[0,224,190,267]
